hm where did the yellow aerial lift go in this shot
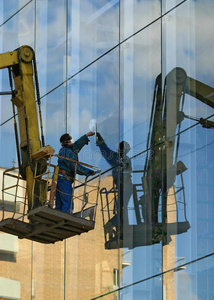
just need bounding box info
[0,45,101,244]
[100,67,214,249]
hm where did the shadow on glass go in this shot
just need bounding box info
[98,67,214,250]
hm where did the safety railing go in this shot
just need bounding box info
[1,153,101,223]
[1,167,27,221]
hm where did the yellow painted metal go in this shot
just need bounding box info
[13,48,41,208]
[13,59,41,156]
[0,50,19,69]
[0,46,41,160]
[0,46,42,210]
[49,165,59,208]
[26,165,34,209]
[32,145,55,159]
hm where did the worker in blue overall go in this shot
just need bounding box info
[56,132,95,213]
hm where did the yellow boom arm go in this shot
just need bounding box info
[0,45,53,208]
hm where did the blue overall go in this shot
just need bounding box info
[55,134,93,213]
[55,179,74,213]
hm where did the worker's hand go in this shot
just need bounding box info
[96,132,105,145]
[86,131,95,137]
[88,170,96,176]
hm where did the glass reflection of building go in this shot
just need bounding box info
[0,1,214,299]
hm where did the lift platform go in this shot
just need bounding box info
[0,151,101,244]
[0,206,96,244]
[0,45,101,244]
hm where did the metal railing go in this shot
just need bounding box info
[1,154,101,223]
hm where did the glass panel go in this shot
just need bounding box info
[0,69,13,125]
[119,19,162,283]
[41,85,66,166]
[67,48,120,171]
[120,0,161,41]
[120,20,161,155]
[0,0,29,25]
[0,0,213,299]
[0,1,34,52]
[162,0,214,96]
[163,0,214,266]
[170,125,214,262]
[86,275,163,300]
[65,170,120,299]
[120,156,163,284]
[67,0,119,77]
[66,52,120,297]
[120,275,162,300]
[0,237,32,300]
[0,118,17,168]
[32,242,65,299]
[174,255,214,299]
[36,0,66,96]
[162,0,184,14]
[0,2,35,126]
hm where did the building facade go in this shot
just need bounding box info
[0,0,214,299]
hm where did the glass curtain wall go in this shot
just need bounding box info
[0,0,213,299]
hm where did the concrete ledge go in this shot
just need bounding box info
[0,277,20,299]
[0,233,18,254]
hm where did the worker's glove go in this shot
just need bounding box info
[88,170,96,176]
[96,132,105,145]
[177,111,185,124]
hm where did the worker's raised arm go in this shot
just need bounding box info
[73,132,95,153]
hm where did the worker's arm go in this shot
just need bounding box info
[72,132,95,153]
[74,160,95,176]
[96,133,118,167]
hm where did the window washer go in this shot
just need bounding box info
[56,132,95,213]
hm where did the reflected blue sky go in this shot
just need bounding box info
[0,0,29,25]
[0,1,214,298]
